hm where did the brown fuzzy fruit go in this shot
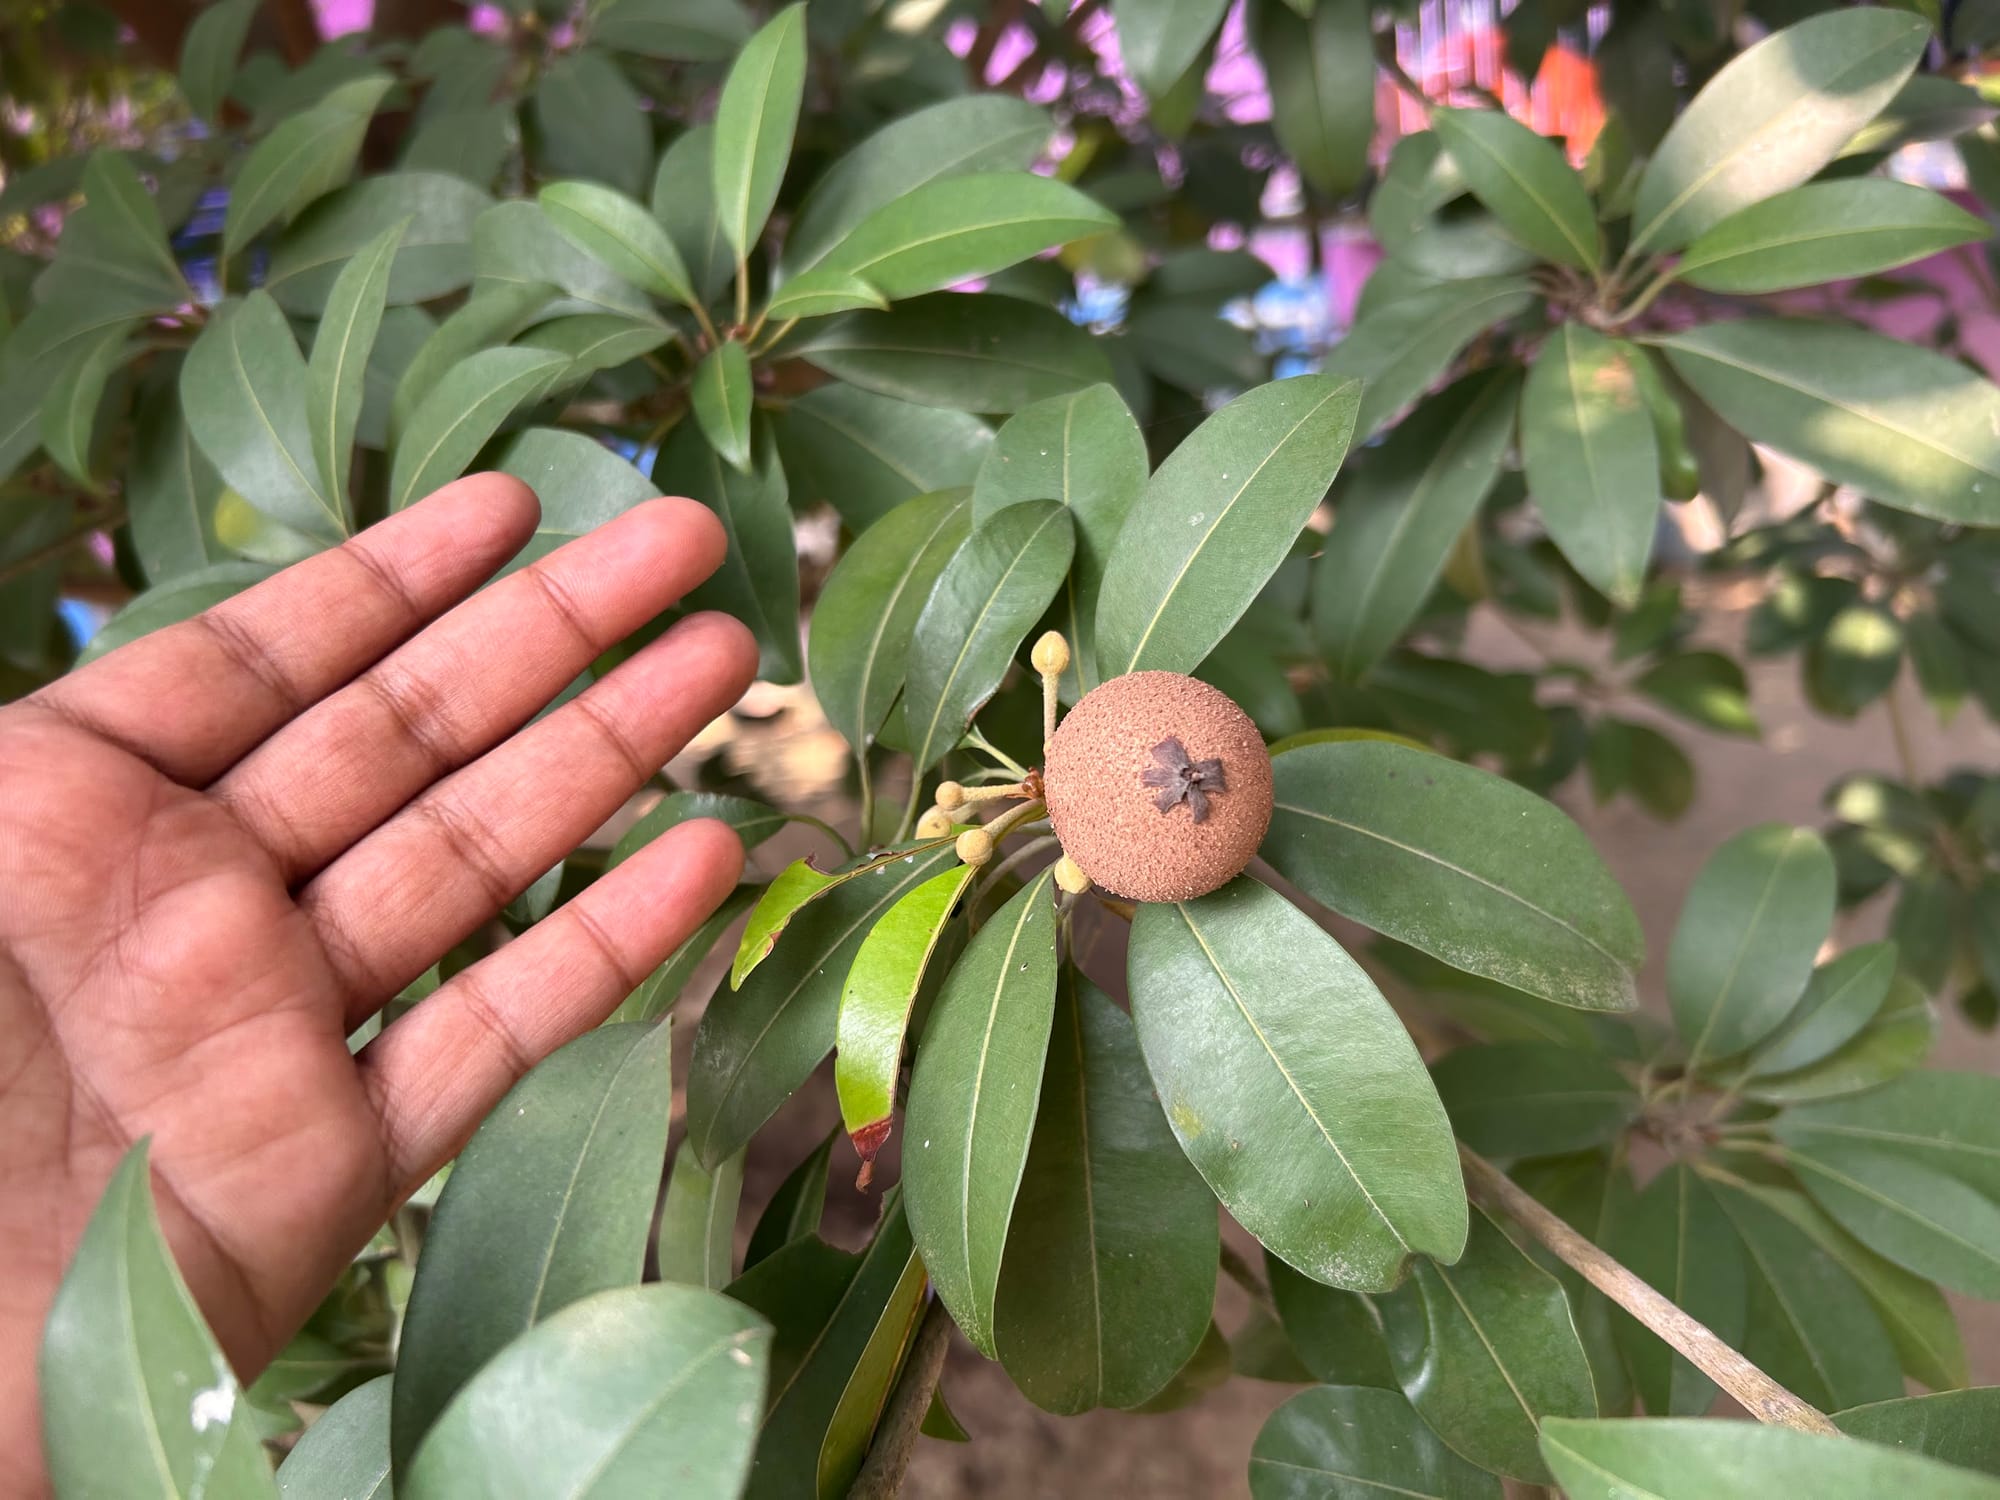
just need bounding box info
[1042,671,1272,903]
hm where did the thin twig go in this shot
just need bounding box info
[849,1299,954,1499]
[1458,1144,1839,1435]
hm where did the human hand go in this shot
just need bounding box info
[0,475,756,1492]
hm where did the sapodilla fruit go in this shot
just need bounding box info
[1042,670,1272,903]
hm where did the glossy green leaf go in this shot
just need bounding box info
[1116,0,1229,98]
[691,339,755,472]
[1264,1253,1398,1389]
[906,873,1059,1356]
[732,855,875,990]
[1668,822,1835,1069]
[128,374,228,582]
[814,172,1114,302]
[1323,275,1535,438]
[78,561,275,666]
[40,1140,275,1499]
[1253,0,1374,198]
[687,839,962,1167]
[472,200,655,322]
[1129,877,1465,1290]
[41,322,128,486]
[1379,1207,1597,1481]
[794,294,1112,413]
[1838,1390,2000,1476]
[1097,374,1359,677]
[276,1373,391,1499]
[1658,318,2000,526]
[267,172,491,315]
[1512,1151,1638,1419]
[762,269,887,321]
[776,384,992,531]
[391,1024,673,1474]
[182,291,347,541]
[657,1146,744,1290]
[539,179,697,306]
[1250,1385,1503,1500]
[40,152,188,313]
[180,0,257,122]
[402,1283,766,1499]
[1432,106,1601,271]
[532,49,649,199]
[712,4,807,261]
[1129,1321,1232,1414]
[1609,1165,1747,1416]
[810,488,972,756]
[653,421,803,683]
[1743,940,1898,1078]
[1540,1416,2000,1500]
[835,863,975,1170]
[1778,1071,2000,1197]
[744,1128,836,1271]
[902,499,1073,775]
[1522,322,1658,608]
[650,125,734,304]
[1741,974,1935,1103]
[1628,8,1930,256]
[389,281,557,448]
[223,75,394,259]
[785,96,1051,274]
[307,219,404,507]
[388,346,567,512]
[610,791,798,869]
[1265,740,1644,1012]
[1711,1183,1903,1414]
[993,976,1219,1412]
[1677,180,1985,294]
[1431,1042,1637,1159]
[607,885,762,1027]
[1313,370,1519,681]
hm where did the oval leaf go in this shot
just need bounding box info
[1774,1071,2000,1198]
[1253,0,1375,198]
[538,178,696,306]
[1676,180,1986,294]
[1251,1385,1502,1500]
[762,269,888,321]
[1431,1041,1638,1160]
[776,384,992,531]
[712,3,807,261]
[1432,106,1602,271]
[223,75,393,259]
[388,346,566,513]
[691,338,755,472]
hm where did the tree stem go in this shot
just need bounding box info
[1456,1144,1839,1436]
[848,1299,953,1499]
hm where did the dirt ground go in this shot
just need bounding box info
[652,589,2000,1500]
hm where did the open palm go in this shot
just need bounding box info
[0,474,756,1491]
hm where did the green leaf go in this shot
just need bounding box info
[611,791,798,868]
[607,885,762,1026]
[1668,822,1835,1069]
[762,269,887,321]
[307,219,405,508]
[179,0,258,122]
[0,364,44,484]
[744,1128,837,1271]
[1312,370,1519,682]
[513,313,671,388]
[1253,0,1375,198]
[809,488,973,756]
[1776,1072,2000,1197]
[776,384,992,531]
[902,499,1074,775]
[401,104,514,188]
[128,373,228,581]
[1741,974,1934,1103]
[906,873,1059,1357]
[1808,604,1905,718]
[391,1024,673,1474]
[1606,1164,1747,1417]
[687,839,963,1166]
[491,426,662,573]
[40,1140,275,1499]
[389,281,556,449]
[388,346,568,513]
[816,1247,928,1499]
[39,152,188,313]
[1838,1390,2000,1476]
[1633,650,1759,737]
[1676,180,1986,294]
[657,1146,744,1290]
[1264,740,1644,1012]
[1431,1042,1637,1159]
[403,1283,767,1499]
[1627,7,1930,255]
[538,179,696,309]
[1265,1253,1398,1389]
[531,49,650,200]
[1370,131,1466,255]
[1323,276,1535,438]
[1379,1207,1597,1482]
[276,1373,391,1499]
[712,3,807,261]
[1251,1385,1503,1500]
[1711,1183,1904,1413]
[223,74,394,259]
[1129,876,1465,1290]
[654,422,803,684]
[1512,1152,1638,1418]
[1522,323,1658,608]
[731,856,864,990]
[1660,318,2000,527]
[993,976,1219,1412]
[813,172,1114,302]
[1130,1321,1233,1413]
[785,96,1051,274]
[794,293,1112,413]
[473,200,656,323]
[1096,374,1359,677]
[1116,0,1229,98]
[41,322,128,487]
[182,292,347,541]
[1432,107,1602,271]
[1540,1416,2000,1500]
[834,863,975,1170]
[1742,940,1898,1078]
[691,339,755,472]
[79,561,275,666]
[267,172,491,314]
[651,125,735,304]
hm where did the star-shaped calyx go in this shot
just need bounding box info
[1141,737,1228,824]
